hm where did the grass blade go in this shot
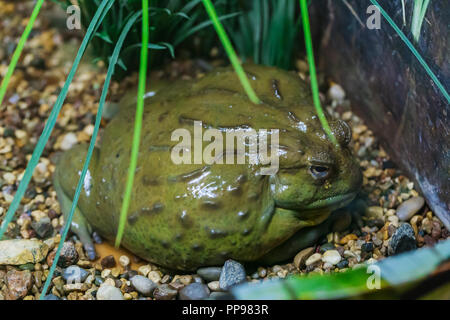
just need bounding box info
[370,0,450,104]
[299,0,338,147]
[0,0,45,108]
[39,9,142,299]
[201,0,260,104]
[0,0,116,241]
[115,0,149,247]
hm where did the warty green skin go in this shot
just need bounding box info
[54,64,362,271]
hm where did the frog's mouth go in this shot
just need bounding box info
[303,192,357,210]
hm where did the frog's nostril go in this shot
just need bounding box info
[309,165,331,180]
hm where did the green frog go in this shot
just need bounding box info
[53,64,362,271]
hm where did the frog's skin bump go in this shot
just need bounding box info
[54,64,362,271]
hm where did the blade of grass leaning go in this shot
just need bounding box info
[299,0,338,147]
[0,0,115,241]
[370,0,449,104]
[0,0,45,108]
[115,0,149,247]
[40,10,142,299]
[201,0,260,104]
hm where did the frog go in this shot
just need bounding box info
[53,64,362,271]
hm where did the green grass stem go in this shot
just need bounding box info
[115,0,149,247]
[299,0,338,147]
[0,0,45,108]
[202,0,260,104]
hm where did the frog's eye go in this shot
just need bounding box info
[309,165,331,180]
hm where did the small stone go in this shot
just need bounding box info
[5,269,32,300]
[153,284,178,300]
[340,234,358,244]
[118,255,130,268]
[60,132,78,151]
[421,218,433,234]
[57,242,79,267]
[63,283,89,292]
[361,242,374,253]
[328,83,346,102]
[322,250,342,265]
[336,260,349,269]
[219,260,246,291]
[207,281,221,291]
[43,294,60,300]
[319,243,335,253]
[31,217,53,238]
[293,247,314,269]
[389,223,417,255]
[138,265,152,276]
[62,266,89,283]
[305,253,322,266]
[96,284,124,300]
[101,255,116,268]
[179,283,210,300]
[0,240,49,265]
[197,267,222,281]
[148,271,162,283]
[130,275,157,297]
[396,197,424,221]
[365,206,384,220]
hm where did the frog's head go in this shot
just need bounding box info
[269,117,362,217]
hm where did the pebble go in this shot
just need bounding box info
[340,234,358,244]
[0,239,49,265]
[361,242,374,253]
[219,260,246,291]
[322,250,342,265]
[130,275,157,297]
[101,255,116,268]
[56,242,79,267]
[209,292,231,300]
[96,284,124,300]
[60,132,78,150]
[5,269,32,300]
[305,253,322,266]
[138,265,152,277]
[327,83,346,102]
[319,243,335,253]
[197,267,222,281]
[148,270,162,283]
[396,197,424,221]
[207,281,221,291]
[365,206,384,220]
[153,284,178,300]
[119,255,130,268]
[31,217,53,238]
[179,283,210,300]
[293,247,314,269]
[389,223,417,255]
[62,266,89,283]
[336,260,349,269]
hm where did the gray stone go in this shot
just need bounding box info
[197,267,222,281]
[130,275,157,297]
[31,217,53,238]
[219,260,246,291]
[62,266,89,283]
[179,283,210,300]
[389,223,417,255]
[396,197,425,221]
[96,285,124,300]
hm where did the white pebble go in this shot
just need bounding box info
[396,196,424,221]
[60,132,78,151]
[305,253,322,266]
[322,250,342,265]
[96,285,124,300]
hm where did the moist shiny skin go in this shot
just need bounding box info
[54,64,362,271]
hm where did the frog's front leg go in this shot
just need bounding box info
[54,176,97,260]
[257,211,346,265]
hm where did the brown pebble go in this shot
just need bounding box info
[101,255,116,269]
